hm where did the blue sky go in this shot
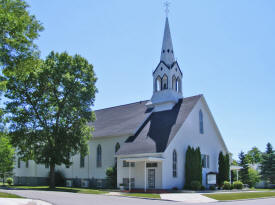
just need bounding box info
[26,0,275,159]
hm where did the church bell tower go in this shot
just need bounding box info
[147,16,183,112]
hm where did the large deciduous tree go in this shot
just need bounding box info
[5,51,97,188]
[0,133,15,184]
[246,147,263,164]
[0,0,43,69]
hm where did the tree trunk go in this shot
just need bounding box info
[49,164,55,189]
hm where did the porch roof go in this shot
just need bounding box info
[121,156,164,162]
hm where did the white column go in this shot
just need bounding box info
[144,161,147,192]
[229,169,232,184]
[237,170,239,181]
[128,163,131,191]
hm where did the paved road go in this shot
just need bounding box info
[1,189,275,205]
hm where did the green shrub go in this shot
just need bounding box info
[201,185,206,190]
[190,180,201,191]
[223,181,231,190]
[6,177,13,186]
[230,184,234,190]
[209,185,216,190]
[233,181,243,189]
[105,166,117,188]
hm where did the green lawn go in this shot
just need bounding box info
[7,186,108,195]
[204,192,275,201]
[0,192,23,198]
[250,188,275,191]
[123,193,161,199]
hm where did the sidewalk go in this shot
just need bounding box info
[160,193,217,203]
[0,198,52,205]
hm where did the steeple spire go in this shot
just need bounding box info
[160,17,175,65]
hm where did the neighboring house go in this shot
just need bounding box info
[14,17,229,190]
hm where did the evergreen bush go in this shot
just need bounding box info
[209,185,216,190]
[190,180,201,191]
[185,146,202,189]
[218,152,230,187]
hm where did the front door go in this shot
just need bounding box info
[148,169,155,189]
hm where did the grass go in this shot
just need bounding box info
[0,192,24,198]
[123,193,161,199]
[6,185,108,195]
[204,192,275,201]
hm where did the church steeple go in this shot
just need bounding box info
[147,14,183,112]
[160,17,175,65]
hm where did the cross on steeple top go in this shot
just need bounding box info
[164,1,170,17]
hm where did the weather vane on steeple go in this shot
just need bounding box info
[164,1,170,17]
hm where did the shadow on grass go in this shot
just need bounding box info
[0,185,108,195]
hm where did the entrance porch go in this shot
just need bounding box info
[118,156,164,192]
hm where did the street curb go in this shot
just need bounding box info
[217,196,275,202]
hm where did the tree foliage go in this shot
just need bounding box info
[0,0,43,69]
[238,151,249,185]
[260,143,275,184]
[246,147,263,164]
[185,146,202,189]
[247,168,260,188]
[5,51,97,188]
[0,133,15,184]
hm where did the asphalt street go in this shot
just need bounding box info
[1,189,275,205]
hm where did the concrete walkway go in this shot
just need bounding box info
[160,193,217,203]
[0,198,52,205]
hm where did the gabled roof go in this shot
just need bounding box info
[116,95,202,155]
[90,100,152,138]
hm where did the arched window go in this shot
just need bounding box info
[173,150,177,177]
[172,75,177,91]
[162,74,168,90]
[155,76,162,92]
[97,144,102,167]
[115,142,120,153]
[199,110,204,134]
[176,77,181,93]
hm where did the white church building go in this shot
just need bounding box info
[14,17,229,190]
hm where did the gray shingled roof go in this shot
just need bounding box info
[116,95,202,155]
[91,100,152,138]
